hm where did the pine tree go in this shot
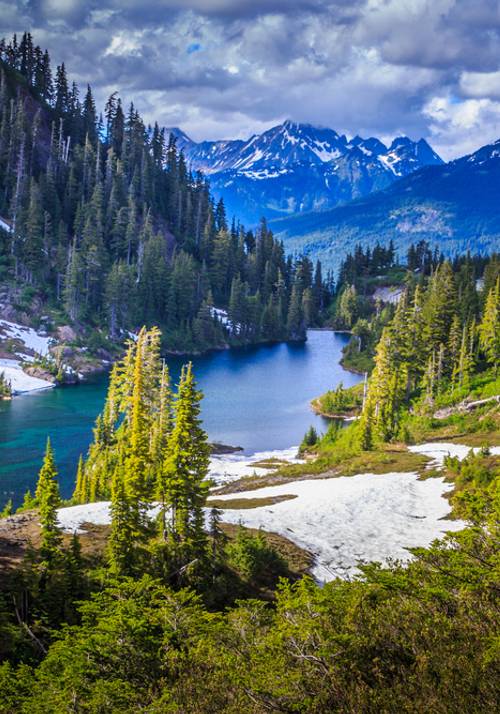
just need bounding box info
[337,285,358,329]
[162,363,210,569]
[0,31,332,354]
[73,455,88,504]
[108,459,134,574]
[454,322,475,389]
[209,506,227,566]
[18,489,37,512]
[35,438,62,563]
[479,278,499,373]
[54,63,69,116]
[0,499,13,517]
[448,314,462,385]
[287,284,305,341]
[423,262,457,353]
[361,326,406,442]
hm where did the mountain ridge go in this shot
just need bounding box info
[270,138,500,270]
[167,121,443,225]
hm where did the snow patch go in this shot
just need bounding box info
[409,442,500,468]
[213,472,463,581]
[209,446,303,485]
[0,320,53,357]
[57,470,463,582]
[57,442,494,582]
[378,153,403,176]
[0,358,54,394]
[372,286,404,305]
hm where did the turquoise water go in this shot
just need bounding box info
[0,331,360,506]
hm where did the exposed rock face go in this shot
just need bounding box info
[168,121,443,226]
[23,365,57,383]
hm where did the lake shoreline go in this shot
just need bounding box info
[1,330,361,507]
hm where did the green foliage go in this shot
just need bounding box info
[0,498,13,517]
[0,370,12,398]
[35,438,62,563]
[15,489,37,513]
[444,449,499,519]
[226,527,287,582]
[479,277,499,373]
[355,255,498,448]
[316,382,363,416]
[300,425,319,452]
[0,38,332,353]
[3,506,499,712]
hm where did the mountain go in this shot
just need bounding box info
[270,139,500,270]
[168,121,443,225]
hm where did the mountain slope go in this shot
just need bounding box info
[271,140,500,270]
[169,121,443,225]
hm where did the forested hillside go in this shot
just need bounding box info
[272,139,500,270]
[0,33,330,353]
[325,241,498,376]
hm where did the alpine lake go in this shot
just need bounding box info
[0,330,361,507]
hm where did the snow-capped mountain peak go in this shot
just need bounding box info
[165,121,443,225]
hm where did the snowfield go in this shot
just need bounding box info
[0,319,52,357]
[56,472,462,582]
[212,472,463,582]
[56,441,492,582]
[409,442,500,468]
[0,320,55,394]
[209,446,303,485]
[0,358,53,394]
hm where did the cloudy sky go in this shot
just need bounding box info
[3,0,500,159]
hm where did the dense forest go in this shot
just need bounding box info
[328,240,499,375]
[0,250,498,711]
[0,32,331,352]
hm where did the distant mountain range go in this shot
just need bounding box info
[270,139,500,269]
[169,121,443,226]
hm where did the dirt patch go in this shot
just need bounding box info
[0,510,313,586]
[209,494,297,509]
[0,511,109,578]
[250,458,292,469]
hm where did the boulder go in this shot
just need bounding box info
[57,325,77,343]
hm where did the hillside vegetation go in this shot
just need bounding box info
[0,251,499,712]
[0,33,331,354]
[272,141,500,270]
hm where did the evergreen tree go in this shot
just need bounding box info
[0,32,331,353]
[287,284,305,341]
[479,278,499,373]
[162,363,210,572]
[35,438,62,563]
[108,458,135,574]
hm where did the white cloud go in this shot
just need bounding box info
[3,0,500,157]
[460,70,500,101]
[423,96,500,159]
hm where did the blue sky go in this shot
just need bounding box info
[3,0,500,159]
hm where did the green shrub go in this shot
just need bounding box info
[226,527,287,581]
